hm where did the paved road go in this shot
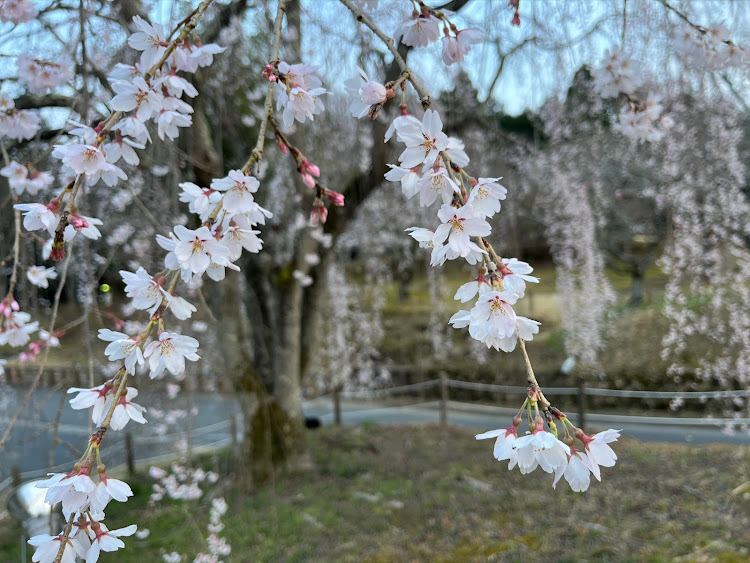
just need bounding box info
[2,388,749,488]
[303,398,750,446]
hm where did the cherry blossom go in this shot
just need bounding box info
[467,290,519,344]
[165,294,197,320]
[211,169,260,214]
[27,265,58,288]
[221,225,264,260]
[554,450,592,492]
[110,77,164,120]
[500,258,539,297]
[104,136,145,166]
[27,533,85,563]
[52,144,108,176]
[36,469,96,513]
[434,204,491,257]
[90,473,134,514]
[577,428,621,481]
[0,310,39,346]
[395,109,449,168]
[171,226,231,276]
[344,67,387,118]
[67,384,110,425]
[416,166,459,207]
[16,55,71,93]
[98,328,144,375]
[475,426,518,463]
[0,0,37,24]
[453,272,491,303]
[467,177,507,218]
[591,48,639,98]
[179,182,222,219]
[128,16,167,69]
[120,267,168,315]
[86,522,138,563]
[143,332,200,378]
[384,164,420,199]
[394,14,440,47]
[511,429,570,481]
[107,387,148,430]
[0,160,27,193]
[441,28,485,65]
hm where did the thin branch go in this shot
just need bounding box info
[0,243,75,451]
[241,0,288,174]
[339,0,431,109]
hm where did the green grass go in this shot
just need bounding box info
[4,424,748,562]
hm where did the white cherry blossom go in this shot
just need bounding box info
[500,258,539,297]
[211,169,260,214]
[144,331,200,378]
[394,15,441,47]
[28,533,84,563]
[98,328,144,375]
[579,429,620,481]
[107,387,147,430]
[384,164,420,199]
[416,166,459,207]
[27,265,58,288]
[434,204,491,257]
[468,290,519,344]
[441,28,485,65]
[120,267,167,315]
[14,203,58,234]
[90,473,133,514]
[67,384,110,424]
[467,177,507,218]
[396,109,449,168]
[128,15,167,69]
[86,522,138,563]
[52,144,108,176]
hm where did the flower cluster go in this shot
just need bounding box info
[591,50,671,142]
[16,54,71,93]
[393,3,484,65]
[0,295,38,347]
[477,411,620,492]
[266,61,327,127]
[0,0,36,24]
[375,107,540,352]
[675,24,748,69]
[615,93,673,143]
[0,92,40,141]
[0,160,53,195]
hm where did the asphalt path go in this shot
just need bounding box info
[2,388,749,489]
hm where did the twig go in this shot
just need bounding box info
[241,0,288,174]
[339,0,431,109]
[0,243,75,451]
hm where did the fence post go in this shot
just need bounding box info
[125,433,135,476]
[577,377,586,433]
[440,372,448,426]
[333,386,342,426]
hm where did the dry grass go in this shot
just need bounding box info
[4,424,748,562]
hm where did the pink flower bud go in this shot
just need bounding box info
[302,160,320,177]
[360,82,387,105]
[69,214,89,231]
[301,173,317,189]
[326,190,345,207]
[51,240,66,261]
[310,201,328,226]
[277,138,288,154]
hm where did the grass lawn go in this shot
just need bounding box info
[2,424,749,562]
